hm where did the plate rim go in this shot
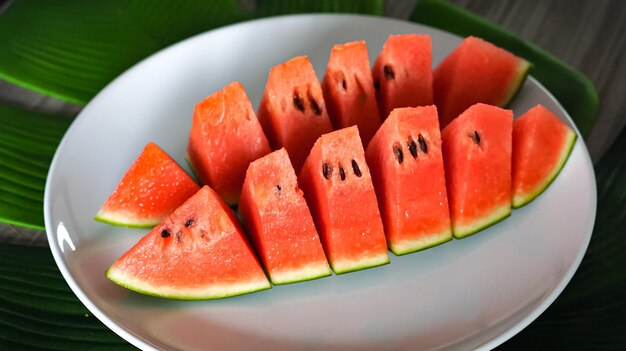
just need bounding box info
[43,13,597,351]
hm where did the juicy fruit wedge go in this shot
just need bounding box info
[322,40,381,146]
[434,36,531,128]
[366,106,452,254]
[299,126,389,274]
[239,148,331,285]
[106,186,271,300]
[442,103,513,238]
[95,142,199,228]
[372,34,434,119]
[187,81,271,205]
[512,105,577,208]
[258,55,333,172]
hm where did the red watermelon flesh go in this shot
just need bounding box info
[322,40,381,146]
[512,104,577,208]
[442,103,513,238]
[299,126,389,274]
[106,186,271,300]
[258,55,333,172]
[372,34,433,119]
[366,106,452,254]
[239,148,331,284]
[95,142,199,228]
[187,81,271,206]
[433,36,531,128]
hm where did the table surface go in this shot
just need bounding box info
[0,0,624,348]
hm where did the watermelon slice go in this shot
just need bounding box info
[299,126,389,274]
[106,186,271,300]
[322,40,381,146]
[442,103,513,238]
[372,34,433,119]
[512,104,577,208]
[258,55,333,172]
[95,142,199,228]
[433,36,531,127]
[239,148,331,284]
[187,81,271,205]
[366,106,452,254]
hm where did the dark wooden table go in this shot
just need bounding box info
[1,0,624,348]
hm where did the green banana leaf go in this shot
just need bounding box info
[0,104,71,230]
[411,0,599,138]
[0,244,135,350]
[0,0,383,105]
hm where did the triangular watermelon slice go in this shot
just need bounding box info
[433,36,531,128]
[372,34,434,119]
[512,104,577,208]
[95,142,199,228]
[322,40,381,146]
[258,55,333,172]
[442,103,513,238]
[106,186,271,300]
[366,106,452,254]
[187,81,271,205]
[299,126,389,274]
[239,148,331,285]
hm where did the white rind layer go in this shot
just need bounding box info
[106,266,271,300]
[453,203,511,239]
[270,262,332,285]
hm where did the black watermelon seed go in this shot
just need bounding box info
[341,79,347,91]
[184,218,194,228]
[339,165,346,181]
[408,138,418,158]
[275,184,282,197]
[383,65,395,80]
[323,162,332,179]
[293,93,305,112]
[393,145,404,164]
[351,159,362,177]
[161,228,171,238]
[470,130,481,145]
[374,81,380,89]
[310,99,322,115]
[418,134,428,153]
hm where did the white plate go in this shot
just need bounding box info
[45,14,596,350]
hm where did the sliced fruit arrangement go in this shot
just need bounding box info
[187,81,271,205]
[299,126,389,274]
[95,142,199,228]
[433,36,532,128]
[366,106,452,255]
[106,186,271,300]
[442,103,513,239]
[322,40,381,146]
[372,34,434,119]
[239,148,331,285]
[512,104,577,208]
[99,35,581,300]
[258,55,333,172]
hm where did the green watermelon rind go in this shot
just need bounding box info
[512,128,577,208]
[94,211,160,229]
[390,229,453,256]
[270,262,332,285]
[331,253,390,275]
[452,204,511,239]
[501,59,533,108]
[106,265,272,300]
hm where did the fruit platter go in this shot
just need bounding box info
[44,15,596,351]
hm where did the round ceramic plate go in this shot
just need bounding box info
[45,14,596,350]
